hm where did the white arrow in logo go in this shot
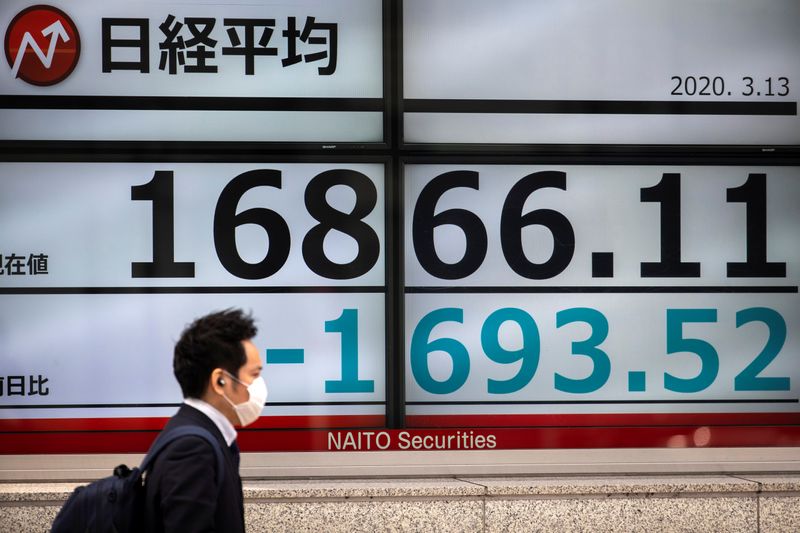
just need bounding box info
[11,20,70,78]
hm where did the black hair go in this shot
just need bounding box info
[173,308,257,399]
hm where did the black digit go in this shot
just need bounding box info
[765,77,776,96]
[501,171,575,279]
[640,173,700,277]
[742,76,754,96]
[671,76,682,95]
[302,169,380,279]
[685,76,697,95]
[726,174,786,277]
[131,170,195,278]
[712,76,725,96]
[412,171,487,279]
[213,169,290,280]
[777,77,789,96]
[699,76,711,95]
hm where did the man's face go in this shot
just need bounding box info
[228,339,263,405]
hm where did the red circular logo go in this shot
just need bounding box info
[4,5,80,86]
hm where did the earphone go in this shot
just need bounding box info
[218,378,225,386]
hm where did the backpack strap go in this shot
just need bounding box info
[140,426,226,492]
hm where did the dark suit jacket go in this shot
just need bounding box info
[143,404,244,533]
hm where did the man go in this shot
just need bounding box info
[143,309,267,533]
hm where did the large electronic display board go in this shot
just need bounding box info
[403,0,800,147]
[1,0,385,143]
[1,2,799,459]
[0,162,387,452]
[404,163,799,447]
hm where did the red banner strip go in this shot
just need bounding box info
[0,425,798,454]
[0,414,797,453]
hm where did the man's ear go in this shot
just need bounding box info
[209,367,226,395]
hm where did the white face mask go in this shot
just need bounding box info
[221,372,268,427]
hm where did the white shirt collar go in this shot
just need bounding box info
[183,397,237,446]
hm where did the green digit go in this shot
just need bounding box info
[734,307,789,391]
[664,309,718,393]
[325,309,374,393]
[554,308,610,394]
[410,308,470,394]
[482,308,540,394]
